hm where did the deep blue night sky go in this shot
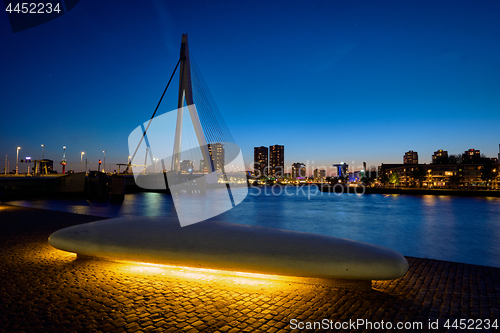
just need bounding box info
[1,0,499,174]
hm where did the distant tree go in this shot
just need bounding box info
[480,154,494,164]
[449,174,461,188]
[481,161,495,187]
[379,173,389,186]
[412,166,427,188]
[448,154,462,164]
[361,171,376,186]
[432,156,448,165]
[361,176,372,186]
[329,177,339,185]
[389,173,400,187]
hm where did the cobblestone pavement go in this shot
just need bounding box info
[1,204,499,332]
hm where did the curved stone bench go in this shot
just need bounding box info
[49,216,408,286]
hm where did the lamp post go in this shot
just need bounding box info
[61,146,67,174]
[80,152,85,172]
[41,144,45,160]
[103,151,106,173]
[16,147,20,174]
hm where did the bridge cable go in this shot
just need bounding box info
[190,57,220,144]
[130,58,181,164]
[190,55,238,162]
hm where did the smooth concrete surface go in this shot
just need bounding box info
[49,216,408,280]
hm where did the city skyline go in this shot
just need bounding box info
[4,139,500,176]
[1,1,499,173]
[252,144,500,178]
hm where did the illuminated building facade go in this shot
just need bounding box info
[269,145,284,178]
[313,169,326,182]
[403,150,418,164]
[381,163,499,188]
[432,149,448,164]
[291,162,306,180]
[180,160,193,173]
[199,159,207,172]
[332,163,349,179]
[462,149,481,164]
[208,143,225,171]
[253,146,268,178]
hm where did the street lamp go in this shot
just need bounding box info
[80,152,85,172]
[16,147,20,174]
[61,146,67,174]
[41,144,45,160]
[103,151,106,173]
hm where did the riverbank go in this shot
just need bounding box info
[1,204,499,332]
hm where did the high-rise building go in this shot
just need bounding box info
[199,159,207,172]
[180,160,193,173]
[432,149,448,164]
[269,145,284,178]
[462,149,481,164]
[292,162,306,180]
[333,163,349,178]
[498,144,500,162]
[253,146,268,178]
[208,143,225,171]
[313,169,326,182]
[404,150,418,164]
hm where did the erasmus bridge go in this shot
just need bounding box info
[128,34,241,175]
[126,34,248,226]
[49,34,408,283]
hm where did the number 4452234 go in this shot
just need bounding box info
[444,319,498,330]
[5,3,61,14]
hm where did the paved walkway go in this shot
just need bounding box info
[0,204,499,332]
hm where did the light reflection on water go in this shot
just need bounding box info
[7,187,500,267]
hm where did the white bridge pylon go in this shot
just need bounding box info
[172,34,214,174]
[126,34,249,226]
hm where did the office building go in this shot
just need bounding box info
[313,169,326,182]
[199,159,207,172]
[180,160,193,173]
[432,149,448,164]
[404,150,418,164]
[462,149,481,164]
[253,146,268,178]
[208,143,225,171]
[269,145,284,178]
[292,162,306,180]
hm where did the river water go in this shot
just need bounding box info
[7,186,500,268]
